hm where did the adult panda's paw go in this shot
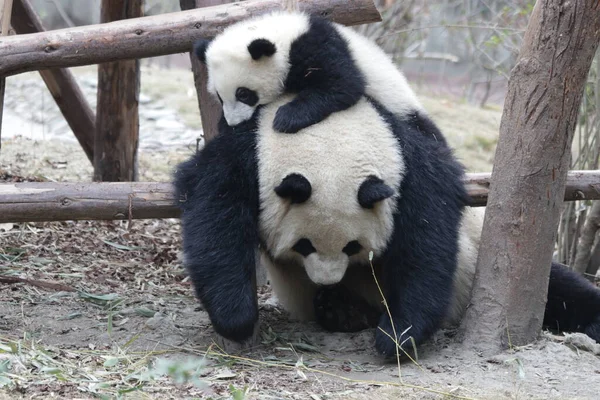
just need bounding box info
[207,296,259,344]
[314,285,379,332]
[374,317,418,360]
[273,103,315,134]
[584,315,600,343]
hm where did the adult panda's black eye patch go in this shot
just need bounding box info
[236,87,259,106]
[292,238,316,257]
[342,240,362,257]
[274,173,312,204]
[358,175,394,209]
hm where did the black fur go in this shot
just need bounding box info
[174,97,600,356]
[193,38,212,64]
[544,262,600,342]
[405,110,448,145]
[272,15,366,133]
[274,173,312,204]
[368,100,470,356]
[173,115,260,342]
[357,175,395,209]
[248,38,277,60]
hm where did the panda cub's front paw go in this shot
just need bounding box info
[273,104,315,134]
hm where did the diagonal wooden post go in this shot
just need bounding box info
[10,0,95,163]
[0,0,15,152]
[179,0,231,142]
[94,0,143,182]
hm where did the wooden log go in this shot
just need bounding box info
[93,0,143,182]
[0,171,598,223]
[180,0,231,142]
[10,0,95,163]
[0,0,382,77]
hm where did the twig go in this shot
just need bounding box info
[0,274,76,292]
[0,0,15,152]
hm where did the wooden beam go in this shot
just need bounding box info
[10,0,95,163]
[0,0,382,77]
[0,171,598,223]
[93,0,143,182]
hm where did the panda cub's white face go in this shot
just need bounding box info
[203,12,311,126]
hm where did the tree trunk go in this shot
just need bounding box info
[94,0,143,182]
[180,0,232,142]
[461,0,600,353]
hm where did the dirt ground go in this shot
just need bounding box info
[1,67,600,399]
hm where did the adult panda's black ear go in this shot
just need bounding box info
[275,173,311,204]
[248,39,277,60]
[193,39,212,64]
[358,176,394,209]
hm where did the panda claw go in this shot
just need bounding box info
[273,104,313,134]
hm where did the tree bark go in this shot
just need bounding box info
[461,0,600,353]
[10,0,95,163]
[0,171,598,223]
[180,0,231,142]
[0,0,382,77]
[93,0,142,182]
[574,201,600,274]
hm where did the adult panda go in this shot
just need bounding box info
[193,11,445,144]
[174,94,600,357]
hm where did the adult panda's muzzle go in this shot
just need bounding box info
[303,253,349,285]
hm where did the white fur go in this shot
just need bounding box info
[332,23,425,117]
[257,94,405,290]
[203,11,423,127]
[204,12,310,126]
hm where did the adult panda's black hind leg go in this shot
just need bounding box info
[313,285,379,332]
[544,262,600,342]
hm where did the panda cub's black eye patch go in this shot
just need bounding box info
[292,238,316,257]
[235,87,258,106]
[342,240,362,257]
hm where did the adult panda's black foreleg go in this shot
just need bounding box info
[544,262,600,342]
[174,120,261,343]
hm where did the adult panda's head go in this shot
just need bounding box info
[269,172,397,286]
[193,12,311,127]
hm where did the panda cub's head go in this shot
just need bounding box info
[193,12,311,127]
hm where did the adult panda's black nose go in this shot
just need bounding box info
[292,238,317,257]
[342,240,362,257]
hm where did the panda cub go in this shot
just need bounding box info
[174,93,600,356]
[193,11,445,143]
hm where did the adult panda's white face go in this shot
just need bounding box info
[196,12,311,127]
[257,95,405,286]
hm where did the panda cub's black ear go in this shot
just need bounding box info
[358,176,394,209]
[193,39,212,64]
[275,173,311,204]
[248,39,277,60]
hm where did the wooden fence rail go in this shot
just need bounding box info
[0,171,598,223]
[0,0,381,77]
